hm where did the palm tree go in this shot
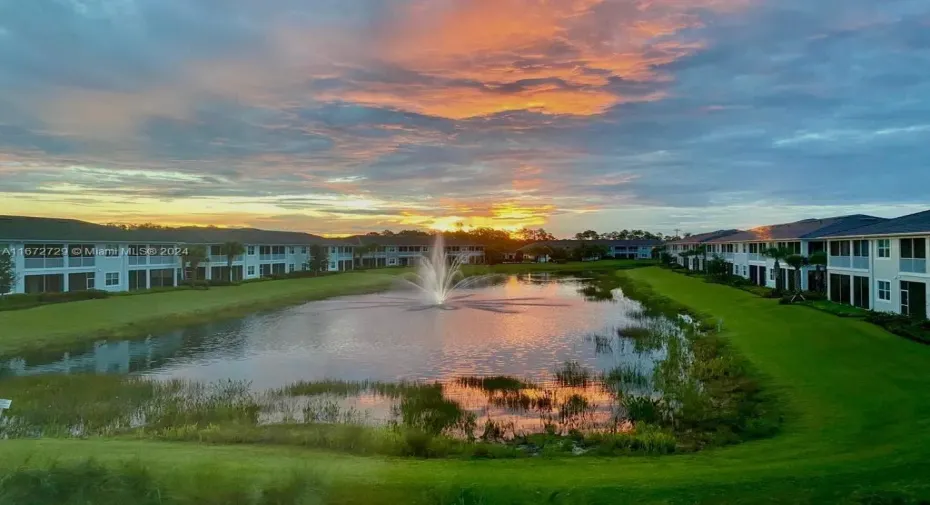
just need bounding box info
[763,246,791,293]
[808,251,828,294]
[181,245,208,284]
[220,241,245,282]
[785,254,807,301]
[355,242,380,268]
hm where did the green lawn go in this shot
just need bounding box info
[4,267,930,503]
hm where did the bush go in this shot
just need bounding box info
[37,289,110,303]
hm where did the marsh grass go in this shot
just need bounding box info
[554,361,592,387]
[455,376,533,392]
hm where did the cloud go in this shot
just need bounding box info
[1,0,929,236]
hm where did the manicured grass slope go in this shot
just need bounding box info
[3,267,930,503]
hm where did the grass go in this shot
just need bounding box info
[4,266,930,503]
[802,299,871,318]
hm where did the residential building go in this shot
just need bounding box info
[666,230,741,271]
[346,235,486,267]
[702,215,884,290]
[0,216,487,295]
[812,210,930,318]
[516,239,662,262]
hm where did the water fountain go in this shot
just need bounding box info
[400,234,482,306]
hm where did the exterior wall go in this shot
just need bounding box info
[827,235,930,316]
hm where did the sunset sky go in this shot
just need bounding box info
[1,0,928,237]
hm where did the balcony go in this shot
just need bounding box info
[259,254,286,261]
[828,256,851,268]
[68,257,96,268]
[24,258,65,269]
[900,258,927,274]
[748,253,763,262]
[128,256,148,266]
[852,256,870,270]
[150,255,177,266]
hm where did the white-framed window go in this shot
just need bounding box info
[877,280,891,301]
[105,272,120,286]
[769,269,775,281]
[105,244,120,257]
[247,266,255,276]
[877,239,890,258]
[301,247,307,254]
[329,261,336,270]
[247,246,255,255]
[330,247,337,254]
[289,264,295,272]
[388,258,397,265]
[742,265,747,276]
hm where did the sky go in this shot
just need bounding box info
[1,0,929,237]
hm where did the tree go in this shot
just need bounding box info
[763,246,792,293]
[785,254,807,301]
[181,245,208,284]
[354,243,380,268]
[0,250,16,296]
[707,255,731,280]
[517,228,555,242]
[572,243,609,261]
[524,244,553,262]
[220,241,245,282]
[574,230,599,241]
[308,244,330,275]
[808,251,828,293]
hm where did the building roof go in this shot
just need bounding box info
[0,215,335,245]
[665,229,741,245]
[342,234,482,246]
[517,239,662,252]
[705,215,884,243]
[809,209,930,238]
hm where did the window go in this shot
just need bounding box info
[330,246,337,254]
[742,265,747,276]
[247,266,255,276]
[105,272,120,286]
[852,240,869,257]
[329,261,336,270]
[877,239,890,258]
[301,247,307,254]
[289,247,295,254]
[830,241,851,256]
[248,246,255,255]
[777,241,801,255]
[900,238,926,259]
[877,280,891,301]
[741,243,747,253]
[769,269,775,281]
[289,264,295,272]
[105,244,120,257]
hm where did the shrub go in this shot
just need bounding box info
[37,289,110,303]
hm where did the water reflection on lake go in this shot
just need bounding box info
[2,273,678,435]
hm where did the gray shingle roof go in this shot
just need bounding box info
[705,215,884,243]
[666,229,740,245]
[343,235,481,246]
[809,210,930,238]
[0,215,334,245]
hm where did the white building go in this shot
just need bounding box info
[666,230,740,271]
[813,210,930,319]
[0,216,485,295]
[701,215,884,290]
[516,239,662,262]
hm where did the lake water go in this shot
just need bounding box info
[2,273,677,435]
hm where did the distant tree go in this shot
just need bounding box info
[549,247,570,262]
[517,228,555,242]
[181,245,208,284]
[366,232,381,236]
[808,251,828,293]
[785,254,808,301]
[572,243,609,261]
[763,246,792,293]
[707,255,731,280]
[574,230,600,241]
[354,242,380,268]
[220,241,245,282]
[0,250,16,296]
[397,229,430,236]
[308,244,330,275]
[381,229,395,236]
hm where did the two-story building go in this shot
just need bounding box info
[665,230,740,271]
[516,239,662,262]
[813,210,930,318]
[702,215,884,289]
[0,215,350,294]
[345,235,486,267]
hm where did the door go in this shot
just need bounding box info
[902,281,927,320]
[759,267,767,287]
[749,265,758,284]
[853,276,870,309]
